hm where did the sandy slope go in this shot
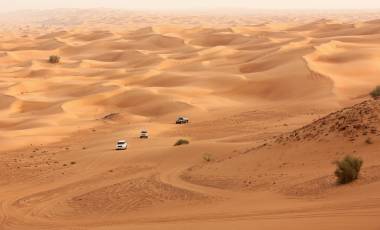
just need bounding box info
[0,10,380,230]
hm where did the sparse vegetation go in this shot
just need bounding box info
[365,137,373,144]
[174,139,189,146]
[334,155,363,184]
[48,55,60,64]
[370,86,380,99]
[203,153,213,162]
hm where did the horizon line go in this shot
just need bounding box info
[2,7,380,13]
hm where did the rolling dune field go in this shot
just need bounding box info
[1,10,380,229]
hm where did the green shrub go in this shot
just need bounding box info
[370,86,380,99]
[49,55,60,64]
[203,153,213,162]
[174,139,189,146]
[334,155,363,184]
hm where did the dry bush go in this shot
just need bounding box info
[365,137,373,144]
[49,55,60,64]
[203,153,213,162]
[370,86,380,99]
[335,155,363,184]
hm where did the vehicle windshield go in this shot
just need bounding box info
[117,141,126,144]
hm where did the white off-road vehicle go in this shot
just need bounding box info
[176,116,189,124]
[115,140,128,150]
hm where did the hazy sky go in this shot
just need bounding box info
[2,0,380,12]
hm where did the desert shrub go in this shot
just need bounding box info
[203,153,213,162]
[174,139,189,146]
[49,55,60,64]
[365,137,373,144]
[370,86,380,99]
[334,155,363,184]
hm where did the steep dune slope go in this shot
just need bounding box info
[183,99,380,199]
[276,100,380,143]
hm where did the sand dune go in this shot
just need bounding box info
[0,9,380,230]
[183,100,380,196]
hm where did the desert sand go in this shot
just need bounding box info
[0,9,380,229]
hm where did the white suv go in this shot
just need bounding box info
[176,116,189,124]
[116,140,128,150]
